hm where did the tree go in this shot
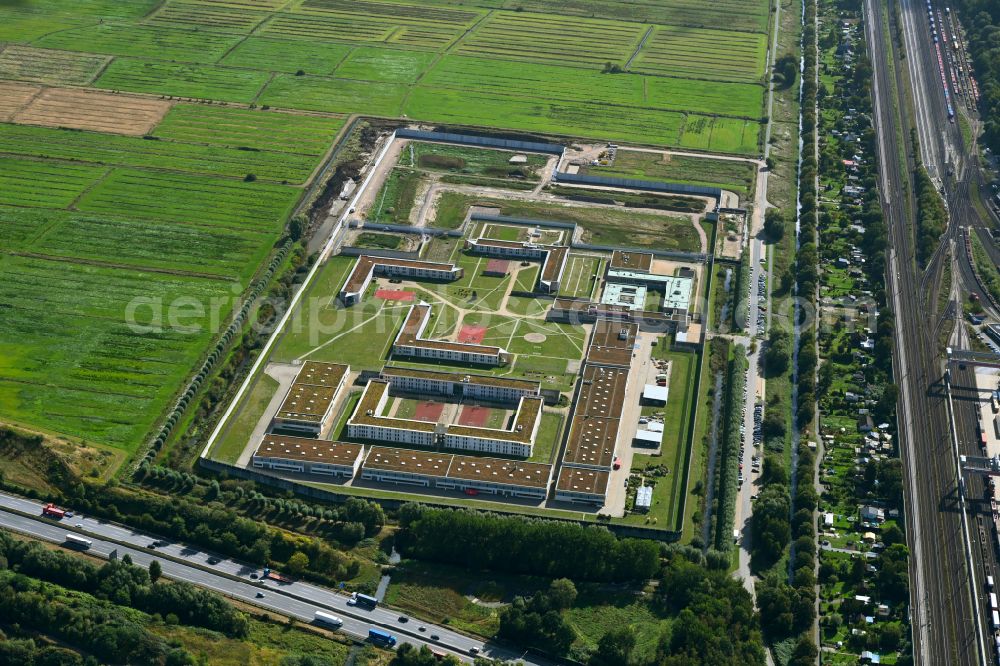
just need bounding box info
[590,627,635,666]
[289,215,307,242]
[763,209,785,242]
[148,560,162,584]
[547,578,577,610]
[787,635,818,666]
[286,551,310,576]
[763,328,791,377]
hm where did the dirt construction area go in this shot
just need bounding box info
[12,87,173,135]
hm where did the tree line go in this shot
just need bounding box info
[0,572,198,665]
[0,529,249,637]
[395,504,660,582]
[953,0,1000,156]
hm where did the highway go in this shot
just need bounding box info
[864,0,985,664]
[0,491,545,665]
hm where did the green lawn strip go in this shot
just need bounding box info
[512,265,540,292]
[529,412,563,463]
[212,374,280,463]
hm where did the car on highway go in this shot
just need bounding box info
[256,592,265,598]
[207,556,221,565]
[469,647,480,655]
[430,634,440,641]
[398,615,409,623]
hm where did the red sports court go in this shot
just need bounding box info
[413,401,444,422]
[374,289,415,302]
[458,404,491,427]
[484,258,510,277]
[457,324,487,344]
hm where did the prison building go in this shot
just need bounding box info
[561,363,628,471]
[360,446,552,498]
[251,435,363,478]
[609,250,654,273]
[392,302,510,366]
[443,397,544,458]
[554,467,610,505]
[438,455,550,499]
[339,256,462,305]
[587,320,638,367]
[272,362,350,437]
[360,447,452,487]
[380,366,540,403]
[465,238,568,293]
[346,380,438,447]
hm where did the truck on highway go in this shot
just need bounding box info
[262,567,292,584]
[367,628,396,647]
[64,533,92,549]
[314,611,343,628]
[42,503,67,519]
[349,592,378,609]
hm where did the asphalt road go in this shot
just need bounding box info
[0,491,546,665]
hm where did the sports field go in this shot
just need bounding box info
[0,0,770,153]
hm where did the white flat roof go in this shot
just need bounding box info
[634,430,661,443]
[643,384,669,402]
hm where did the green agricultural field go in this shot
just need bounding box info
[152,105,345,155]
[334,47,436,83]
[454,11,645,69]
[0,156,106,208]
[0,0,770,153]
[421,56,764,119]
[258,74,407,116]
[0,207,272,283]
[0,45,110,85]
[631,25,768,83]
[94,58,271,102]
[0,0,159,42]
[0,255,238,450]
[581,150,758,199]
[0,123,319,183]
[221,37,352,75]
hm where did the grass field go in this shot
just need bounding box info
[0,97,313,456]
[212,374,281,464]
[368,168,422,224]
[406,141,549,181]
[581,150,758,199]
[429,195,704,253]
[561,255,602,299]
